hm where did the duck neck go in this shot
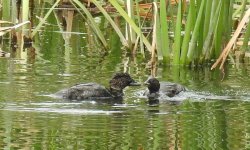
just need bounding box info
[108,87,124,97]
[149,90,159,94]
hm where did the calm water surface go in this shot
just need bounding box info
[1,4,250,150]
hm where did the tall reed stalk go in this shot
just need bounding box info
[71,0,108,48]
[31,0,61,37]
[187,0,206,64]
[159,0,170,63]
[201,1,222,61]
[2,0,11,21]
[180,0,195,65]
[11,0,17,23]
[134,0,145,55]
[126,0,136,47]
[91,0,128,47]
[241,22,250,51]
[173,0,182,65]
[203,0,212,41]
[1,0,248,68]
[22,0,30,37]
[213,1,224,58]
[109,0,152,52]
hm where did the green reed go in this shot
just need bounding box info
[116,0,249,66]
[109,0,152,51]
[186,0,205,64]
[1,0,249,67]
[180,0,195,65]
[22,0,30,37]
[242,22,250,51]
[91,0,128,47]
[159,0,170,63]
[2,0,11,22]
[173,0,182,65]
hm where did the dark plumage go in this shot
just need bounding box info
[145,77,185,99]
[54,73,139,101]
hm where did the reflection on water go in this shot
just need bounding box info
[0,98,250,149]
[1,41,250,149]
[1,2,250,149]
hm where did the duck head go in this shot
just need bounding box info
[144,77,160,94]
[109,73,140,93]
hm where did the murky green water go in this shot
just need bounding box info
[1,3,250,149]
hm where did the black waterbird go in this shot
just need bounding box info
[54,73,140,101]
[144,77,186,99]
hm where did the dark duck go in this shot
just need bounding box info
[54,73,139,101]
[144,77,186,99]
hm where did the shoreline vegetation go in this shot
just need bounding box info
[0,0,249,70]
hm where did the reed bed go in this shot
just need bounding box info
[0,0,249,68]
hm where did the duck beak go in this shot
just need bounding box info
[129,80,141,86]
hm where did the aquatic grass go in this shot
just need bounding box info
[180,0,195,65]
[211,8,250,70]
[53,10,65,36]
[71,0,108,48]
[90,0,129,47]
[213,1,226,58]
[31,0,108,48]
[159,0,170,63]
[31,0,61,37]
[155,3,162,59]
[0,21,30,36]
[22,0,29,24]
[173,0,182,65]
[2,0,11,21]
[11,0,17,23]
[126,0,136,46]
[187,0,206,63]
[203,0,212,42]
[64,10,74,40]
[109,0,152,52]
[241,22,250,51]
[239,0,247,20]
[104,0,245,66]
[201,1,222,61]
[133,0,145,56]
[22,0,30,37]
[0,20,12,24]
[225,0,234,42]
[150,2,158,69]
[1,0,250,67]
[233,0,247,19]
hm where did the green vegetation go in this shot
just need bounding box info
[0,0,249,68]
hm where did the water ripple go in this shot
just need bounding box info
[0,102,122,115]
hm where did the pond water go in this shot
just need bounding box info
[1,4,250,150]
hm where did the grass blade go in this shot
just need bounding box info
[91,0,129,47]
[109,0,152,52]
[71,0,108,48]
[241,20,250,51]
[211,8,250,70]
[187,0,206,63]
[173,0,182,65]
[160,0,170,63]
[180,0,195,65]
[31,0,61,37]
[201,1,222,59]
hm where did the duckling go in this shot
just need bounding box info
[145,77,185,99]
